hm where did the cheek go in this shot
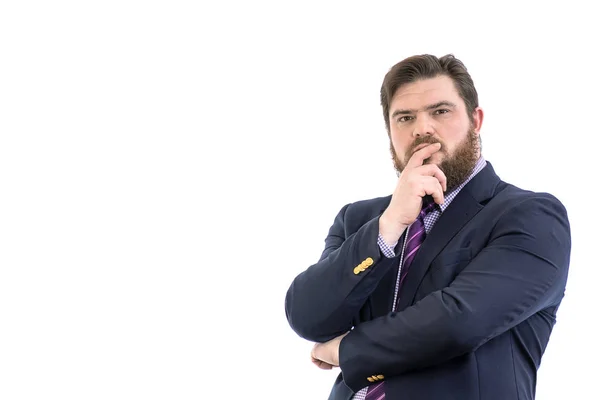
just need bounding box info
[391,134,409,155]
[441,120,469,146]
[442,134,465,156]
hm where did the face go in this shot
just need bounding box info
[388,75,484,193]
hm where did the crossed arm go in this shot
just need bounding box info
[286,195,571,392]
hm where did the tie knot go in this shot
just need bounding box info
[420,201,437,217]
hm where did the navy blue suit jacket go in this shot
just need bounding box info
[285,163,571,400]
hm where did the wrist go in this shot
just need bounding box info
[379,212,408,245]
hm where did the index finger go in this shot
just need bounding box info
[406,142,442,169]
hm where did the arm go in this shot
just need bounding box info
[286,145,447,344]
[338,194,571,392]
[284,203,403,343]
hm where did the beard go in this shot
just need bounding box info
[391,128,480,194]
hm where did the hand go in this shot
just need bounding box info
[310,332,349,370]
[379,143,447,244]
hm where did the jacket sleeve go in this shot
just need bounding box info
[284,203,401,343]
[338,194,571,392]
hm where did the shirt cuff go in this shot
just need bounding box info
[377,234,397,258]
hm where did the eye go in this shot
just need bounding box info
[397,116,414,123]
[434,109,449,115]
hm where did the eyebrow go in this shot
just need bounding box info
[391,101,457,119]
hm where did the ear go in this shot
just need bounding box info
[472,107,484,133]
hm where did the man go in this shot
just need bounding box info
[284,54,571,400]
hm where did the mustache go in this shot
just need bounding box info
[407,137,445,155]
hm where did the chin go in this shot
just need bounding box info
[424,153,444,165]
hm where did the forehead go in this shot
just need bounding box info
[390,75,463,110]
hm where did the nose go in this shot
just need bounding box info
[412,114,435,138]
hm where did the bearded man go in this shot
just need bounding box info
[285,54,571,400]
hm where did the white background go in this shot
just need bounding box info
[1,1,598,399]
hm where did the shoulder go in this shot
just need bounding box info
[494,182,568,214]
[342,194,392,220]
[489,183,570,239]
[327,195,392,236]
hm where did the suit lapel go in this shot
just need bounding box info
[395,162,501,311]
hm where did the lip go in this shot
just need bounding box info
[413,143,431,153]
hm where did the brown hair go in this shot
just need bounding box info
[380,54,479,135]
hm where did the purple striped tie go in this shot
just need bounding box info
[364,201,437,400]
[397,201,437,294]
